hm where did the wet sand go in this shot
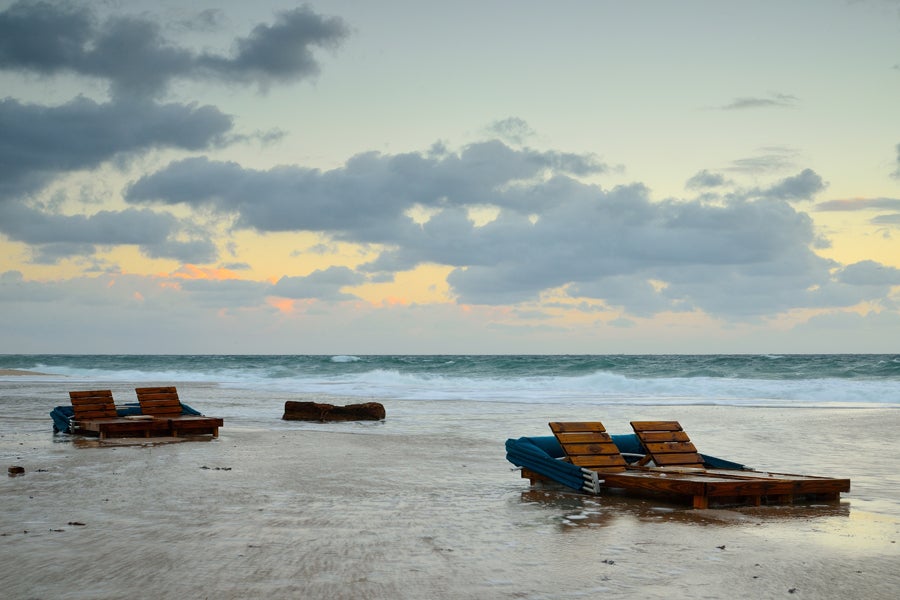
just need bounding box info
[0,369,54,376]
[2,386,899,599]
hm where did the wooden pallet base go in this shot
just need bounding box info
[75,416,223,439]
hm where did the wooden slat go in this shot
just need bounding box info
[630,421,684,432]
[563,442,622,455]
[553,432,613,444]
[652,452,706,466]
[642,441,698,454]
[637,431,691,443]
[549,422,609,432]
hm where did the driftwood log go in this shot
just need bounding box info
[282,401,385,422]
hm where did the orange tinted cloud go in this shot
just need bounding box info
[170,264,239,281]
[380,296,410,306]
[268,298,296,313]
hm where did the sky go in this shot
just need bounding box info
[1,0,899,354]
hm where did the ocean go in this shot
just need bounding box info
[3,353,897,442]
[3,353,899,404]
[2,354,899,598]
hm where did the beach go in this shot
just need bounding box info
[2,370,899,599]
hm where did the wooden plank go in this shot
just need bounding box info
[636,431,691,443]
[642,441,698,454]
[563,442,622,456]
[630,421,683,432]
[570,458,627,471]
[651,452,705,466]
[549,422,609,432]
[553,432,613,444]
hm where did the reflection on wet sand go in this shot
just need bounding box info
[519,488,852,530]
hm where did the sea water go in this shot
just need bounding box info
[3,354,899,402]
[2,353,897,440]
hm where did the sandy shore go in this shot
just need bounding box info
[3,415,899,599]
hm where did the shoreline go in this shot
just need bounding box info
[0,369,55,376]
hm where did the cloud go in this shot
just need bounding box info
[486,117,536,145]
[756,168,825,201]
[717,93,798,110]
[197,6,350,90]
[816,197,900,211]
[894,142,900,178]
[872,214,900,225]
[727,147,798,174]
[125,141,885,318]
[0,202,217,264]
[835,260,900,286]
[685,169,730,190]
[125,141,609,240]
[270,267,365,300]
[0,96,232,198]
[0,2,350,98]
[178,9,226,32]
[816,196,900,227]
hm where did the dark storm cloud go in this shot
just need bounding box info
[0,97,232,197]
[0,2,350,97]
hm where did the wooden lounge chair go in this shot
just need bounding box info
[135,387,223,438]
[630,421,705,468]
[547,420,850,508]
[68,390,159,439]
[549,422,628,473]
[548,421,631,493]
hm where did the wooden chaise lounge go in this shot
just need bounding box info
[630,421,705,468]
[135,387,223,438]
[549,421,850,509]
[69,390,163,439]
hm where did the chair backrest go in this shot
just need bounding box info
[69,390,118,420]
[135,386,183,417]
[549,422,628,473]
[630,421,705,468]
